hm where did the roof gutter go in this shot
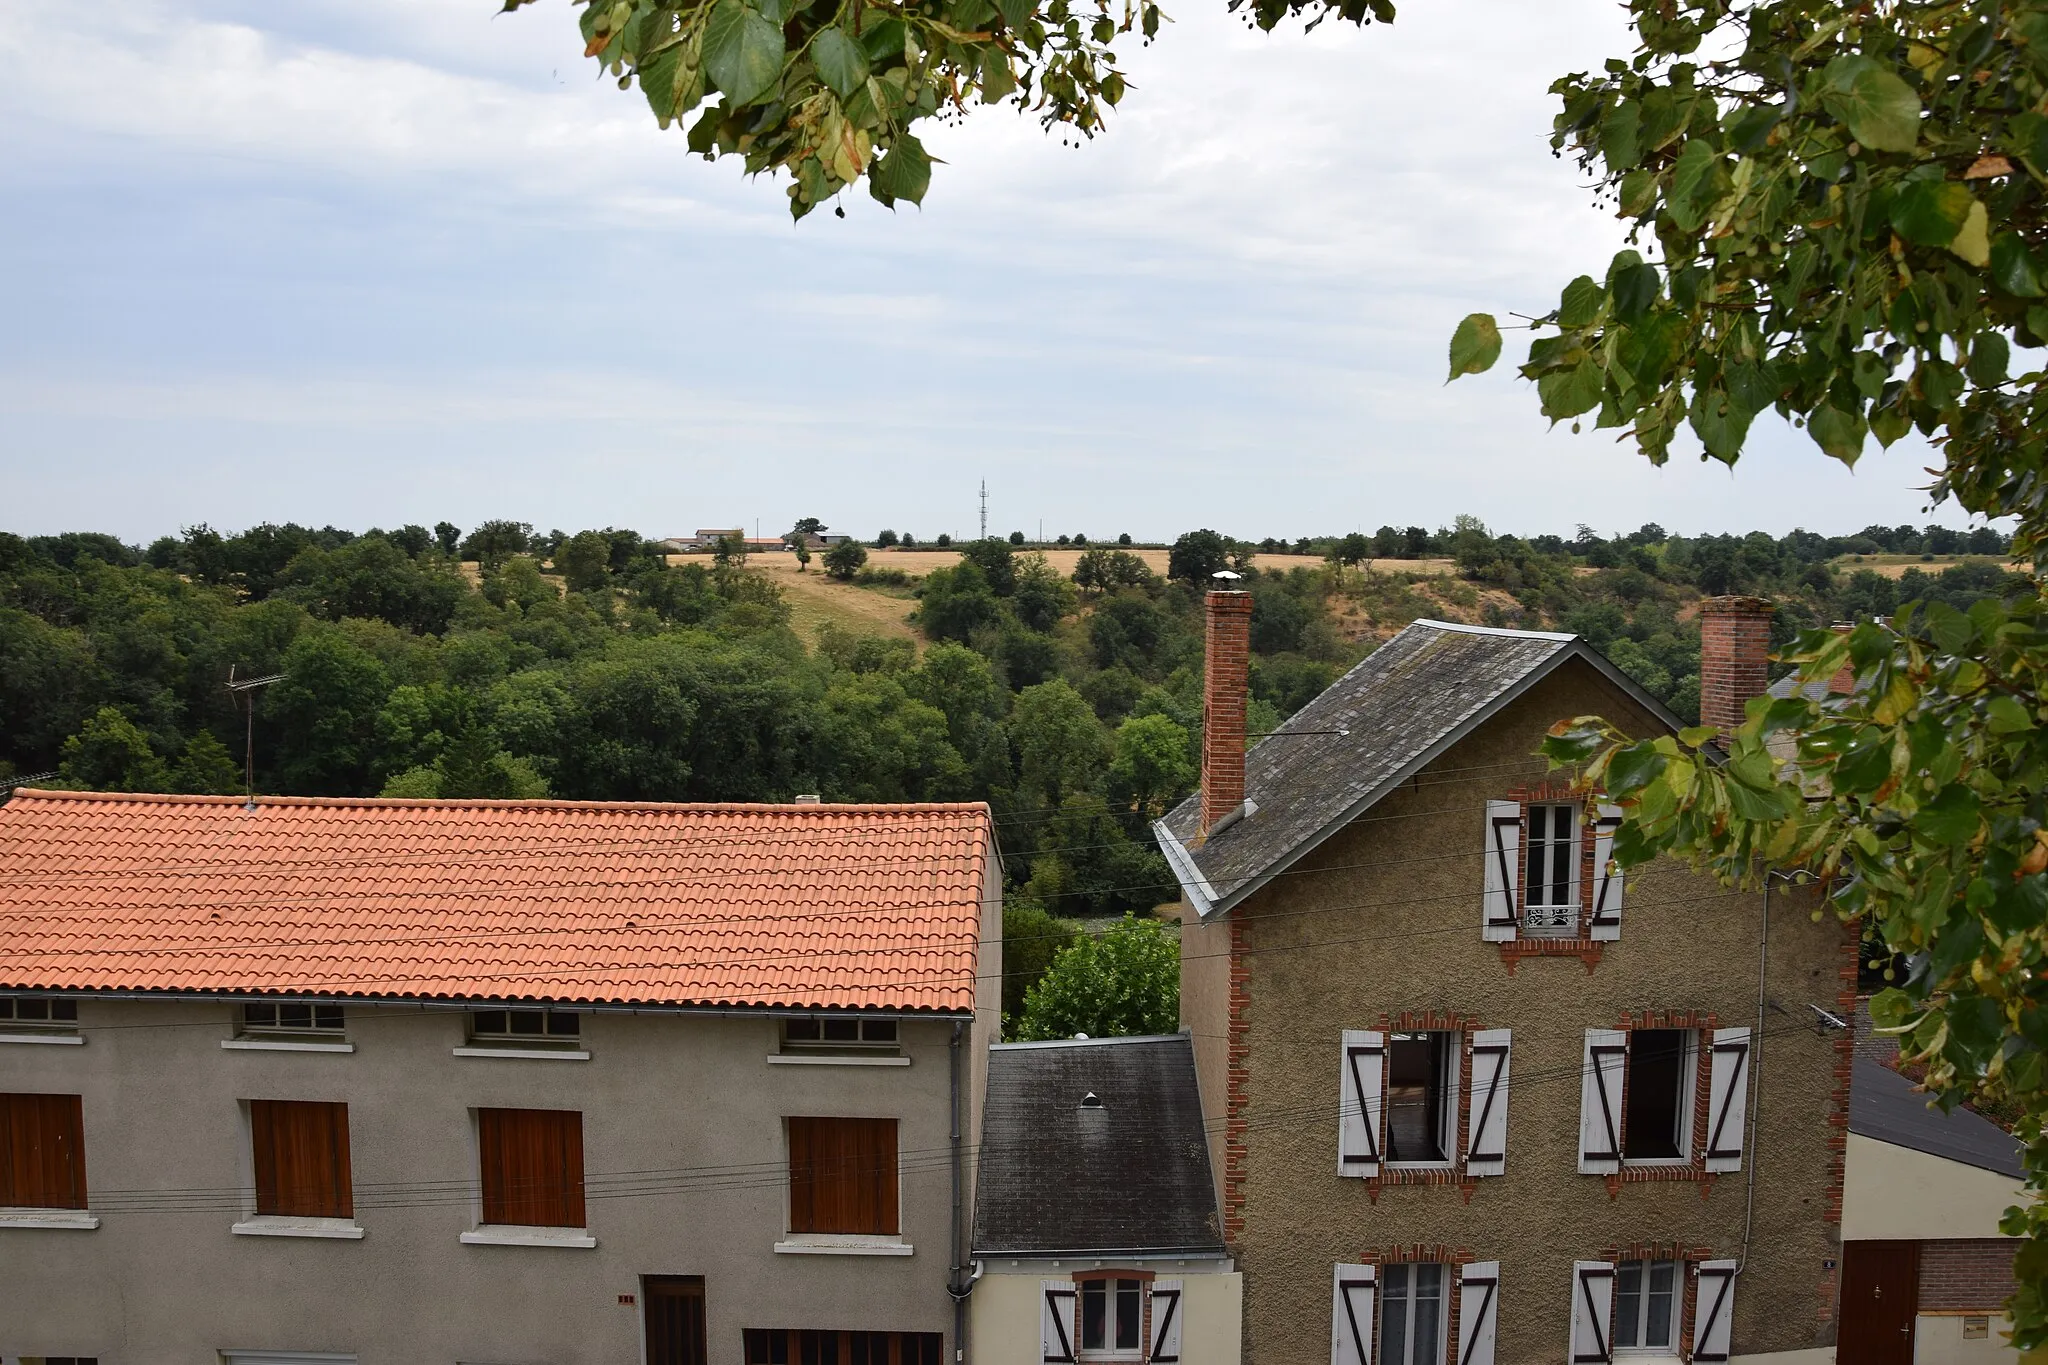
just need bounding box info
[0,988,974,1020]
[1151,820,1218,920]
[971,1245,1234,1261]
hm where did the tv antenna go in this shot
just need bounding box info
[979,480,988,541]
[226,665,286,809]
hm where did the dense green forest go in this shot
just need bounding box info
[0,516,2022,1002]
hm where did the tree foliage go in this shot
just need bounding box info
[1014,913,1180,1041]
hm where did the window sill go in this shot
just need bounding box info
[460,1224,597,1248]
[222,1038,355,1053]
[451,1046,590,1061]
[774,1234,914,1256]
[232,1215,365,1239]
[1383,1160,1457,1172]
[0,1207,99,1230]
[0,1032,83,1045]
[767,1053,911,1067]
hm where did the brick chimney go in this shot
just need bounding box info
[1700,596,1774,734]
[1201,585,1254,833]
[1828,622,1856,694]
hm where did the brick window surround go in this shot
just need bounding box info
[1497,779,1607,974]
[1363,1012,1487,1201]
[1600,1011,1721,1198]
[1070,1269,1159,1360]
[1353,1246,1478,1365]
[1593,1239,1723,1355]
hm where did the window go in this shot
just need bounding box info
[0,1093,87,1209]
[1380,1263,1447,1365]
[782,1017,899,1051]
[1384,1033,1456,1164]
[240,1001,344,1036]
[477,1107,585,1228]
[644,1276,708,1365]
[469,1008,580,1043]
[1614,1259,1679,1353]
[787,1117,897,1236]
[1522,803,1578,933]
[0,997,79,1034]
[1622,1030,1694,1161]
[249,1099,352,1218]
[1079,1276,1143,1357]
[742,1330,941,1365]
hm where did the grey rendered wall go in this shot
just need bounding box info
[1,1002,966,1364]
[1224,660,1848,1363]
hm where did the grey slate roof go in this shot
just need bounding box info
[1154,620,1683,919]
[1851,1057,2024,1179]
[972,1033,1225,1257]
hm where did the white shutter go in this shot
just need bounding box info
[1149,1278,1184,1363]
[1464,1029,1511,1178]
[1338,1030,1385,1178]
[1578,1029,1626,1174]
[1482,800,1521,942]
[1041,1279,1077,1364]
[1588,804,1624,941]
[1456,1261,1499,1365]
[1332,1263,1376,1365]
[1568,1261,1615,1364]
[1691,1259,1737,1361]
[1704,1027,1752,1173]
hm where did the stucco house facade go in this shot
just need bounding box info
[1155,594,1852,1365]
[0,792,1001,1364]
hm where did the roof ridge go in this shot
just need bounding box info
[4,789,992,816]
[991,1033,1189,1050]
[1410,617,1577,642]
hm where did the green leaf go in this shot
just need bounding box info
[1968,332,2010,387]
[810,28,869,97]
[1605,743,1667,794]
[869,133,933,207]
[1950,199,1990,268]
[1993,233,2045,298]
[1867,987,1914,1031]
[1891,178,1973,249]
[1913,783,1983,846]
[702,0,785,106]
[1447,314,1502,380]
[979,46,1016,103]
[1600,100,1641,171]
[1665,138,1721,231]
[994,0,1035,29]
[1609,261,1658,324]
[1987,694,2032,734]
[1833,727,1892,794]
[1689,386,1754,462]
[1538,357,1604,419]
[2013,111,2048,170]
[1559,275,1604,328]
[1821,54,1922,153]
[1808,403,1867,465]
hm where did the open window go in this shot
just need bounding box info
[1580,1027,1748,1174]
[1384,1033,1456,1166]
[1621,1030,1694,1161]
[1341,1029,1513,1179]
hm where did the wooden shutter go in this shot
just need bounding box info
[1691,1259,1737,1362]
[1041,1279,1078,1364]
[788,1116,899,1235]
[1482,800,1521,942]
[1577,1030,1626,1175]
[1588,804,1625,941]
[1337,1030,1384,1178]
[1569,1261,1614,1364]
[1148,1278,1183,1363]
[0,1092,87,1209]
[250,1099,352,1218]
[1704,1028,1752,1174]
[1464,1029,1511,1178]
[1331,1263,1376,1365]
[478,1107,585,1228]
[1456,1261,1499,1365]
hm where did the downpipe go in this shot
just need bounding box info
[949,1020,972,1363]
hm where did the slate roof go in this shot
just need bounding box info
[1154,620,1682,918]
[0,790,991,1012]
[1851,1057,2025,1179]
[973,1033,1225,1257]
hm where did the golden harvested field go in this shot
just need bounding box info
[1830,554,2020,580]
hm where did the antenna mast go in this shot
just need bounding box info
[225,665,286,809]
[979,480,988,541]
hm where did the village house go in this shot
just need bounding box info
[1155,593,1852,1364]
[969,1032,1240,1365]
[0,793,1000,1364]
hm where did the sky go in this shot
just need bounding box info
[0,0,1991,546]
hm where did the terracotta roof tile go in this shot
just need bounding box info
[0,791,992,1012]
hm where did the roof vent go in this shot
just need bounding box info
[1074,1031,1089,1041]
[1079,1091,1104,1109]
[793,794,822,805]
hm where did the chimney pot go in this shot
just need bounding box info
[1202,588,1255,833]
[1699,596,1774,734]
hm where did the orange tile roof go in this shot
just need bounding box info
[0,791,993,1013]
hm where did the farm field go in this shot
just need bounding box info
[1829,554,2020,579]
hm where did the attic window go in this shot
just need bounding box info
[1078,1092,1104,1109]
[0,996,79,1036]
[782,1016,899,1054]
[240,1001,344,1038]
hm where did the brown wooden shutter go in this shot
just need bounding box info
[787,1116,898,1235]
[478,1107,586,1228]
[0,1092,87,1209]
[250,1099,353,1218]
